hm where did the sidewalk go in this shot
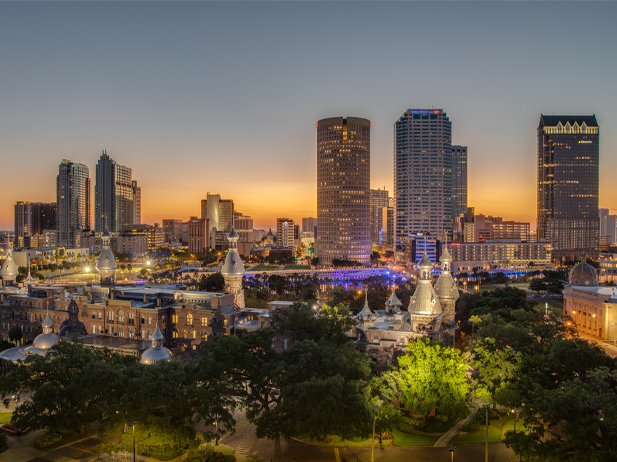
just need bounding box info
[433,405,479,448]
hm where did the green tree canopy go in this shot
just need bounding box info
[396,338,471,428]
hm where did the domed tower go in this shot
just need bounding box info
[221,228,245,308]
[0,245,19,286]
[95,228,117,285]
[569,262,599,287]
[140,323,172,365]
[30,310,60,351]
[408,252,443,336]
[434,243,459,326]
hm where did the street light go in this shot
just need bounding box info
[127,422,138,462]
[449,445,456,462]
[482,404,490,462]
[371,404,379,462]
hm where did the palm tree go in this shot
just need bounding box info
[127,264,132,282]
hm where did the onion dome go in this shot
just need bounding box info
[221,228,245,277]
[569,262,598,287]
[140,323,172,365]
[96,227,117,278]
[417,251,434,281]
[0,247,19,281]
[385,288,403,312]
[32,311,60,350]
[435,246,459,301]
[409,252,442,316]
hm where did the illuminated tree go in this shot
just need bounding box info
[397,338,471,429]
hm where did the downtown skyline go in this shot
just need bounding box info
[1,2,616,230]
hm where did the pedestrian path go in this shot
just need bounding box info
[433,405,479,448]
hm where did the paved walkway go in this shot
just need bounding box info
[433,405,480,448]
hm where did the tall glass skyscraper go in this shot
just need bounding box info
[95,150,134,234]
[537,115,600,261]
[57,159,91,247]
[451,145,468,220]
[316,116,371,266]
[394,109,452,247]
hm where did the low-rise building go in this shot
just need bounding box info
[449,240,552,271]
[563,262,617,341]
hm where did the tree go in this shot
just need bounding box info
[127,264,132,281]
[504,367,617,462]
[270,302,354,345]
[197,272,225,292]
[311,257,319,266]
[470,337,522,409]
[0,341,137,435]
[529,278,547,294]
[139,268,148,278]
[8,326,22,345]
[396,338,471,428]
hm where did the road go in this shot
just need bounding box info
[577,331,617,358]
[221,409,518,462]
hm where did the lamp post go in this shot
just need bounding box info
[128,422,138,462]
[483,404,490,462]
[85,267,90,286]
[371,405,379,462]
[449,445,456,462]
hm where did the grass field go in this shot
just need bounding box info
[249,265,280,271]
[391,429,440,447]
[282,265,310,270]
[0,412,12,424]
[450,411,520,446]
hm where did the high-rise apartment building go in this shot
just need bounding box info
[132,180,141,225]
[537,115,600,261]
[234,212,254,256]
[201,194,234,249]
[276,218,295,248]
[316,117,371,265]
[57,159,91,248]
[370,188,390,249]
[14,202,57,249]
[394,109,452,247]
[187,217,210,256]
[95,151,134,234]
[451,145,468,219]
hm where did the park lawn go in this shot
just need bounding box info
[450,412,516,446]
[0,412,12,424]
[211,443,235,455]
[296,435,393,448]
[283,265,310,270]
[390,429,440,447]
[251,265,280,271]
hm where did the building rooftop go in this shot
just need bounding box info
[539,114,598,128]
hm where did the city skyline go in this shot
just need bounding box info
[1,2,616,230]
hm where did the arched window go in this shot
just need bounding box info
[173,328,178,338]
[147,316,152,325]
[183,329,187,338]
[108,311,114,321]
[186,313,193,326]
[162,315,167,324]
[117,310,124,323]
[192,330,196,339]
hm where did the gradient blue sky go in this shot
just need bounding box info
[1,1,616,230]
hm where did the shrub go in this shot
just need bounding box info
[0,432,7,453]
[36,429,63,448]
[147,445,184,460]
[186,447,236,462]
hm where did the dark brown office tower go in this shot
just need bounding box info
[537,115,599,262]
[316,117,370,266]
